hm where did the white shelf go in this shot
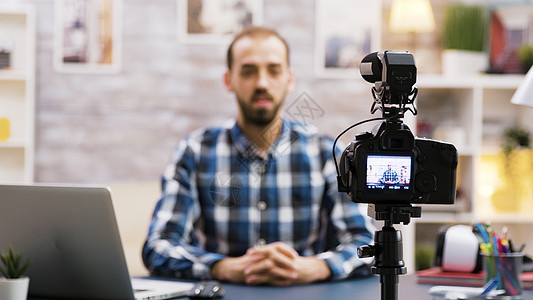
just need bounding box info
[418,74,524,89]
[406,73,533,272]
[473,213,533,224]
[0,138,27,148]
[456,146,475,156]
[0,70,28,81]
[0,5,34,14]
[415,211,474,224]
[0,5,35,183]
[414,74,527,219]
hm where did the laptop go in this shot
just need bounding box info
[0,184,195,300]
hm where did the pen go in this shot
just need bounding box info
[501,242,510,254]
[480,243,494,281]
[487,225,494,253]
[490,234,504,289]
[497,257,521,295]
[476,223,490,243]
[480,243,490,254]
[501,226,508,241]
[497,238,510,254]
[492,232,499,254]
[480,278,499,295]
[501,239,510,251]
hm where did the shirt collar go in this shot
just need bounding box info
[229,118,292,160]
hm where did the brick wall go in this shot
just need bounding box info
[27,0,447,183]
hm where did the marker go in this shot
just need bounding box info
[509,240,515,253]
[476,223,490,243]
[487,226,494,254]
[497,258,520,295]
[501,239,510,250]
[493,235,499,254]
[501,226,508,241]
[497,238,509,254]
[480,243,490,254]
[481,278,499,295]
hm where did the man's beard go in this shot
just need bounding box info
[237,90,283,126]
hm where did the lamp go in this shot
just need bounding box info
[510,67,533,107]
[389,0,436,53]
[389,0,436,33]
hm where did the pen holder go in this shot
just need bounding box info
[482,252,523,299]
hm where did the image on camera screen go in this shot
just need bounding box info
[366,155,411,191]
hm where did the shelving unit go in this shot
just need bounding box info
[415,74,532,220]
[400,73,533,274]
[0,5,35,183]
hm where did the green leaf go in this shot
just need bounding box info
[0,246,31,279]
[0,265,8,278]
[8,246,15,260]
[443,5,488,52]
[14,259,31,278]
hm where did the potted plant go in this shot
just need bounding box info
[442,4,489,75]
[491,128,533,212]
[0,246,31,300]
[517,45,533,73]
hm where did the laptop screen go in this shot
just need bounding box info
[0,184,135,299]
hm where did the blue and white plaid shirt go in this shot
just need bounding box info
[142,118,375,281]
[381,169,399,184]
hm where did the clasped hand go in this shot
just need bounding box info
[210,241,331,286]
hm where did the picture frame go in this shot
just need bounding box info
[53,0,122,74]
[315,0,382,78]
[177,0,263,44]
[488,2,533,74]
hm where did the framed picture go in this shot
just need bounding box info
[315,0,382,78]
[488,2,533,74]
[177,0,263,44]
[54,0,122,74]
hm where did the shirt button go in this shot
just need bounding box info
[257,238,267,246]
[255,164,266,174]
[257,201,267,211]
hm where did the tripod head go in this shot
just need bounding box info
[368,203,421,226]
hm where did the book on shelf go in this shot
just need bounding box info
[416,267,533,289]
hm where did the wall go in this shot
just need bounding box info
[23,0,451,184]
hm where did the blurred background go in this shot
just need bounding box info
[2,0,533,276]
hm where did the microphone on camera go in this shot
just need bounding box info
[360,52,383,83]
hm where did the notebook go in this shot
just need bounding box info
[417,266,533,289]
[0,183,195,300]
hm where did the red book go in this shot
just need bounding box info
[416,267,484,287]
[416,267,533,289]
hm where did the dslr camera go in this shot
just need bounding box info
[337,51,458,205]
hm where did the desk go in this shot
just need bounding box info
[27,275,533,299]
[216,274,533,300]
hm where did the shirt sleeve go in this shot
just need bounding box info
[142,138,225,280]
[315,138,376,280]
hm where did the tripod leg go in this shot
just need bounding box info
[380,274,398,300]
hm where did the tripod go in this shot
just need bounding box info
[358,204,421,300]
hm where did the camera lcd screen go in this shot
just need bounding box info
[366,154,411,191]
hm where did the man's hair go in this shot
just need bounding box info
[226,26,290,70]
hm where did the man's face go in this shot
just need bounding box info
[224,35,294,127]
